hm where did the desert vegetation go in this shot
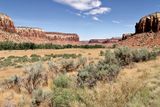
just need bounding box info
[0,53,82,68]
[0,41,105,50]
[0,47,160,107]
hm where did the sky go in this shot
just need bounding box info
[0,0,160,40]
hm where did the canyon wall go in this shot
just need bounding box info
[0,13,80,44]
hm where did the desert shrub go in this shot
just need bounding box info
[99,50,105,56]
[112,43,118,48]
[52,88,76,107]
[77,64,98,87]
[114,47,133,66]
[31,89,52,107]
[22,63,47,94]
[76,57,87,69]
[60,60,76,73]
[0,75,21,92]
[132,48,150,62]
[77,50,121,87]
[53,74,71,88]
[48,61,60,78]
[30,54,41,62]
[14,55,29,63]
[0,58,13,67]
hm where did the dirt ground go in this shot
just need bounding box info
[0,49,105,80]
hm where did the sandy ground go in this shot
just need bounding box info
[0,49,105,58]
[0,49,105,80]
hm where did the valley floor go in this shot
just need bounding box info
[0,49,160,106]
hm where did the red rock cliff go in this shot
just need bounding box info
[0,13,80,44]
[16,27,46,38]
[136,12,160,33]
[0,13,16,33]
[45,32,79,42]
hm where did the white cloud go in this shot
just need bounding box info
[53,0,111,21]
[76,13,81,16]
[92,16,102,22]
[86,7,111,15]
[92,16,99,21]
[112,20,120,24]
[53,0,101,11]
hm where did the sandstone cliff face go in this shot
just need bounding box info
[120,12,160,47]
[16,27,46,38]
[45,32,79,42]
[0,13,16,33]
[136,12,160,33]
[0,13,80,44]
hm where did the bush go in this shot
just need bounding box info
[53,74,71,88]
[132,49,149,62]
[114,47,133,66]
[52,88,76,107]
[22,63,48,94]
[32,89,52,107]
[77,64,98,87]
[60,60,76,73]
[100,50,104,56]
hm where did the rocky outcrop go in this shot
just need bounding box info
[136,12,160,33]
[0,13,16,33]
[89,38,120,44]
[45,32,79,42]
[120,12,160,47]
[122,33,134,40]
[16,27,46,38]
[0,13,80,44]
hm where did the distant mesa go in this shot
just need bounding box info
[89,38,121,44]
[0,13,79,44]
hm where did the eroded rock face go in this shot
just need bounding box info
[0,13,80,44]
[0,13,16,32]
[45,32,79,42]
[136,12,160,33]
[16,27,46,38]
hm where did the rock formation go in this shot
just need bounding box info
[120,12,160,47]
[89,38,120,44]
[136,12,160,33]
[0,13,80,44]
[45,32,79,42]
[0,13,16,33]
[16,27,46,38]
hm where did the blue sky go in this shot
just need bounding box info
[0,0,160,40]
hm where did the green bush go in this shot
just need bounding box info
[77,64,98,87]
[0,41,105,50]
[32,89,52,107]
[53,74,71,88]
[52,88,76,107]
[114,47,133,66]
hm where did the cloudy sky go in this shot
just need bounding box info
[0,0,160,40]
